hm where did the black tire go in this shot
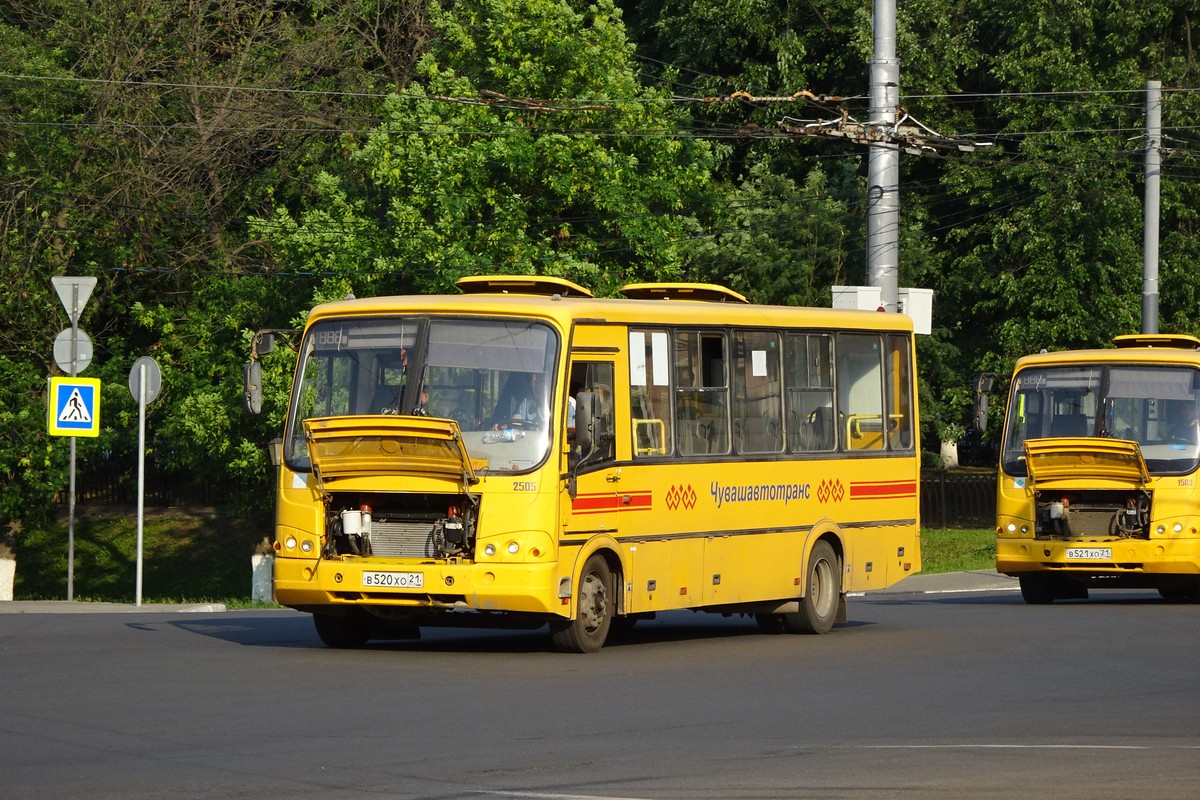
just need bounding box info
[1019,574,1056,605]
[550,554,613,653]
[1158,582,1200,602]
[755,613,786,634]
[789,540,841,634]
[313,612,371,648]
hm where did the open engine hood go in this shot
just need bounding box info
[1023,437,1149,485]
[302,416,478,487]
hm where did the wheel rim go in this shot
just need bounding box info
[811,556,836,618]
[579,569,609,635]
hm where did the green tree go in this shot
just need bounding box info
[255,0,716,299]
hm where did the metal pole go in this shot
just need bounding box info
[67,285,78,601]
[1143,80,1162,335]
[867,0,900,312]
[135,362,146,606]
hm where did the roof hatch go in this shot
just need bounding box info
[455,274,593,298]
[618,282,748,303]
[1113,334,1200,350]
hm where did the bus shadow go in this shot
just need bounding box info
[163,609,877,653]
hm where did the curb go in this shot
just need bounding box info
[0,601,228,614]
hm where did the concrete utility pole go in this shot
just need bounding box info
[1142,80,1161,335]
[866,0,900,312]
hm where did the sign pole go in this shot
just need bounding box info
[67,284,79,601]
[52,275,96,602]
[127,356,160,607]
[135,361,146,606]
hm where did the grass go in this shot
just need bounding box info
[920,527,995,574]
[11,509,273,605]
[9,512,995,603]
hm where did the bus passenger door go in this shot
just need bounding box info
[560,323,627,545]
[562,357,620,538]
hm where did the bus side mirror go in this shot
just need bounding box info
[972,373,997,433]
[565,390,596,500]
[574,391,595,452]
[244,360,263,415]
[972,393,988,433]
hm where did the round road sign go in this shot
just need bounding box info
[128,356,162,404]
[53,328,94,374]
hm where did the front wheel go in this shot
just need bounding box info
[1018,574,1056,605]
[313,612,371,648]
[550,554,613,653]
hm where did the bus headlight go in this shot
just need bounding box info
[300,539,314,553]
[484,543,497,557]
[285,536,297,550]
[507,541,520,555]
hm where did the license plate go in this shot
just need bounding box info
[362,571,424,589]
[1065,548,1112,560]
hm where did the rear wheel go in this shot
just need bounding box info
[791,540,841,634]
[550,554,613,653]
[313,612,371,648]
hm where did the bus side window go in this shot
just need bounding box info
[629,329,673,457]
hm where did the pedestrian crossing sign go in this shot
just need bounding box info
[48,377,101,437]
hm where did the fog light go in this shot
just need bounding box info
[300,540,313,553]
[1157,525,1167,534]
[285,536,297,550]
[507,542,520,554]
[484,543,496,557]
[1020,526,1029,534]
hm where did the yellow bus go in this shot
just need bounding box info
[249,275,921,651]
[993,334,1200,603]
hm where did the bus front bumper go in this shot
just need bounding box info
[273,556,567,617]
[997,536,1200,577]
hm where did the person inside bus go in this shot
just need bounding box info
[1167,407,1200,445]
[491,372,546,429]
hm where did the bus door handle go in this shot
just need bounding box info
[606,470,622,483]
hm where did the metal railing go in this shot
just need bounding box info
[72,462,997,528]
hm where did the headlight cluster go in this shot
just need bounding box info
[276,533,316,555]
[479,534,548,561]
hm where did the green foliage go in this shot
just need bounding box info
[7,0,1200,553]
[13,513,266,602]
[255,0,716,298]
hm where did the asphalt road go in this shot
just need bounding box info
[1,574,1197,800]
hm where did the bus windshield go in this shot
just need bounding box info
[1002,363,1200,475]
[285,316,558,473]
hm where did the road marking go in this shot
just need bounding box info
[861,744,1200,750]
[849,586,1021,597]
[474,792,653,800]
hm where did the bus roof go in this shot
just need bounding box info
[1015,336,1200,370]
[306,277,914,333]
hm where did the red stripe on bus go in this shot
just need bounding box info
[850,481,917,498]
